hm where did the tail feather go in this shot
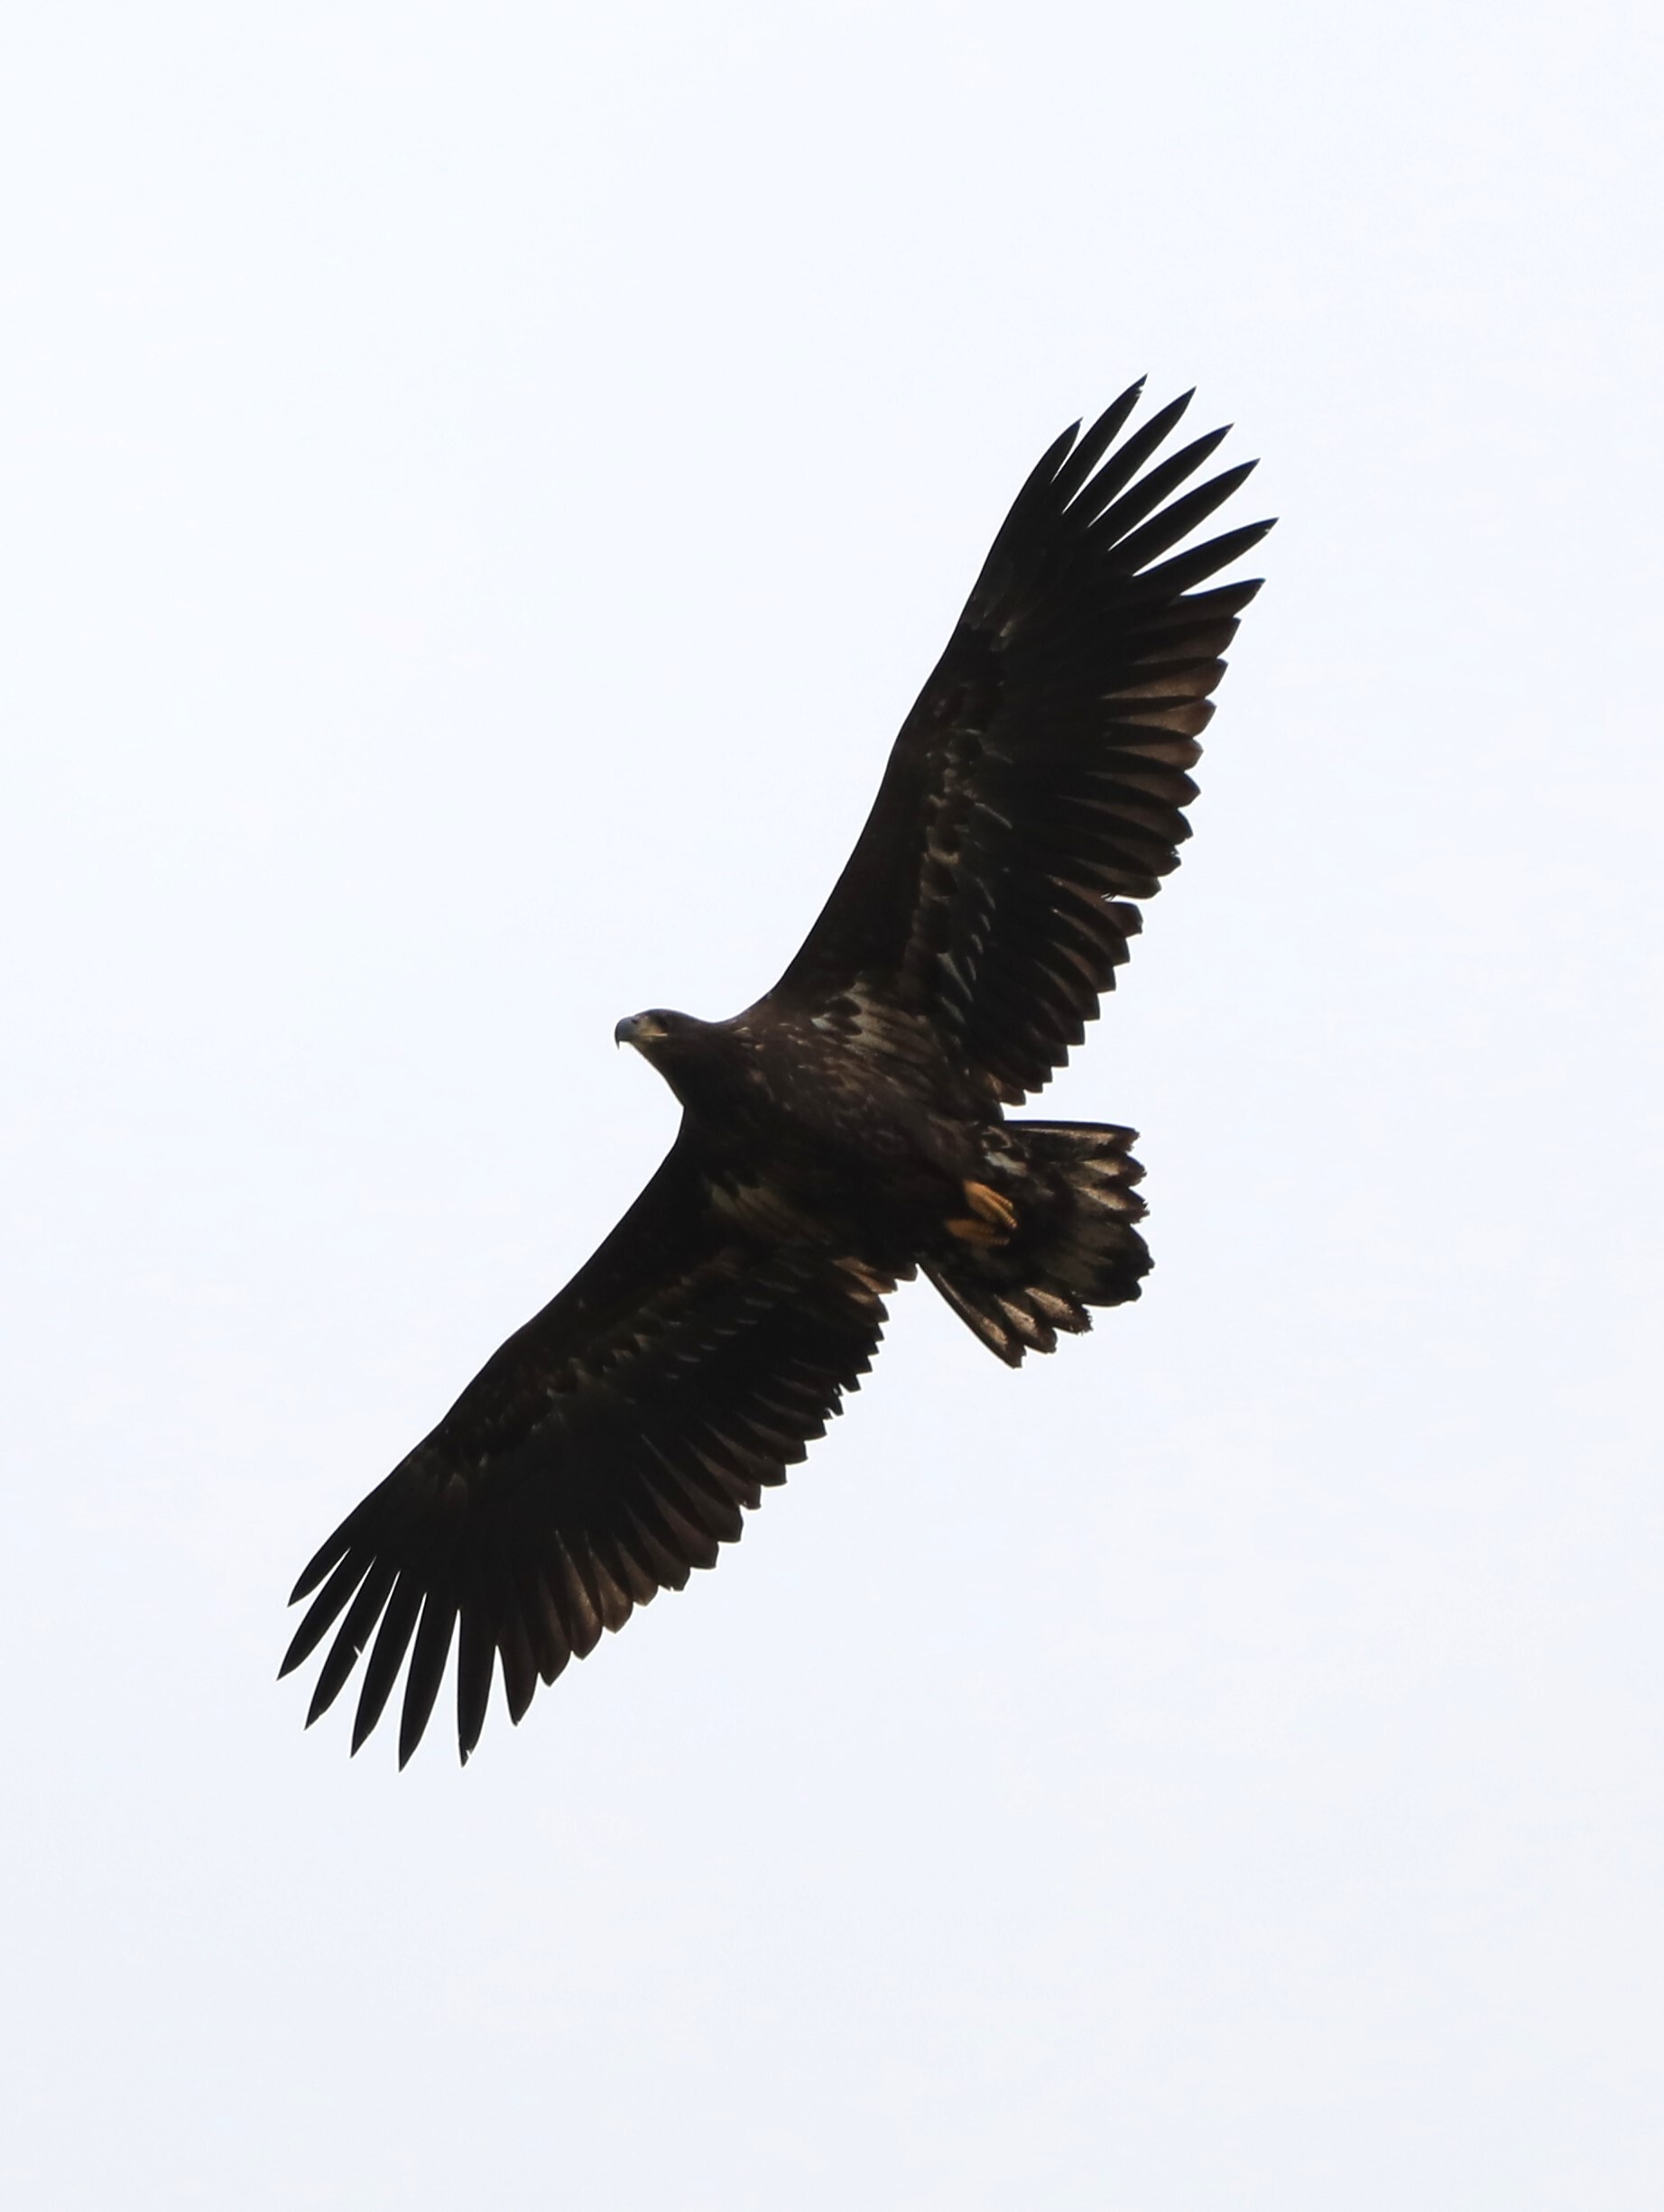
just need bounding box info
[925,1120,1150,1367]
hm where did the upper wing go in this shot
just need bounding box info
[279,1138,889,1765]
[771,382,1271,1102]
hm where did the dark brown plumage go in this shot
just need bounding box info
[281,380,1271,1764]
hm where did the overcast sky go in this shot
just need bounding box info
[3,4,1661,2207]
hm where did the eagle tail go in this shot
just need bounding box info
[924,1120,1151,1367]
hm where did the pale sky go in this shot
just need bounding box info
[3,4,1661,2207]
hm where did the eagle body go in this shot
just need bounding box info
[619,1006,1139,1316]
[627,1006,993,1237]
[282,382,1271,1764]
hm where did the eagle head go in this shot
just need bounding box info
[615,1009,677,1054]
[615,1009,744,1113]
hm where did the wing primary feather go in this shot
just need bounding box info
[1109,461,1259,575]
[456,1605,496,1764]
[1086,427,1231,540]
[351,1575,424,1753]
[1067,390,1194,518]
[288,1517,360,1606]
[279,1548,375,1678]
[305,1557,397,1726]
[1135,576,1262,631]
[1051,380,1146,509]
[1124,521,1274,600]
[397,1591,457,1768]
[1003,420,1085,527]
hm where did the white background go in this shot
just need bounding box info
[3,4,1660,2206]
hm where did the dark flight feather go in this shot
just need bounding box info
[282,382,1270,1761]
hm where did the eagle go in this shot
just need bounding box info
[281,379,1271,1765]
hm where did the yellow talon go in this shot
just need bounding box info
[962,1180,1018,1233]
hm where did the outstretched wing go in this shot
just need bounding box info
[771,382,1271,1102]
[280,1139,889,1765]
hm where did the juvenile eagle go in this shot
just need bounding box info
[282,380,1271,1764]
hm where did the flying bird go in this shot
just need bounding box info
[282,380,1271,1765]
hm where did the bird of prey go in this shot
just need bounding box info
[281,379,1271,1765]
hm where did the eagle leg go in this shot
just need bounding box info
[961,1180,1018,1233]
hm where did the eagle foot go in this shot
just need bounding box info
[947,1214,1012,1249]
[961,1180,1018,1233]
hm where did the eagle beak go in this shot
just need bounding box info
[615,1012,666,1052]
